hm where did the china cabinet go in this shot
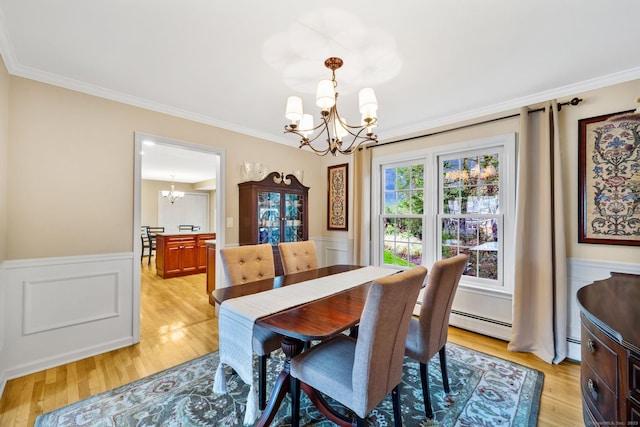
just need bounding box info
[238,171,309,276]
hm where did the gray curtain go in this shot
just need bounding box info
[352,146,372,265]
[508,101,568,364]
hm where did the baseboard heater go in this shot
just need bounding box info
[567,336,580,345]
[451,310,512,328]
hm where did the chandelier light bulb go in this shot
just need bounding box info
[315,80,336,110]
[335,117,348,141]
[299,114,314,138]
[358,88,378,119]
[285,96,303,124]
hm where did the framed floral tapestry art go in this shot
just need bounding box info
[328,163,348,230]
[578,110,640,246]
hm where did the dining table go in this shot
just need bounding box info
[212,264,393,427]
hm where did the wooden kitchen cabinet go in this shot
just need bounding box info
[577,272,640,426]
[156,232,215,279]
[197,233,216,270]
[238,171,309,276]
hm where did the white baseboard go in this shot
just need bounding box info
[0,370,5,402]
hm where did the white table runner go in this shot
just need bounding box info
[213,265,399,425]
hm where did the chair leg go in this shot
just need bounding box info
[258,354,267,410]
[352,416,367,427]
[439,345,450,393]
[291,377,300,427]
[349,325,359,338]
[392,384,402,427]
[420,362,434,419]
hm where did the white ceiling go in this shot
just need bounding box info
[139,139,217,184]
[1,1,640,182]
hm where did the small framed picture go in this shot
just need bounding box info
[327,163,348,230]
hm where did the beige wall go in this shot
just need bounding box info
[364,79,640,265]
[6,76,321,259]
[559,79,640,263]
[0,56,8,262]
[4,66,639,264]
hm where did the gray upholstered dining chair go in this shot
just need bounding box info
[405,254,468,419]
[290,266,427,426]
[278,240,319,275]
[218,243,282,410]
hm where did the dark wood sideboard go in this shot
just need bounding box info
[155,232,216,279]
[577,272,640,426]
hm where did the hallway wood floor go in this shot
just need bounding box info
[0,259,583,426]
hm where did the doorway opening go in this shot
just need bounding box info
[133,132,226,343]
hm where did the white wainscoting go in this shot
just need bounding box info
[313,237,351,267]
[449,286,513,341]
[0,248,635,398]
[0,253,135,390]
[566,257,640,362]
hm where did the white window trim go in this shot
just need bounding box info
[372,133,516,297]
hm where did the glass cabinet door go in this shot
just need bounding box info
[284,193,304,242]
[258,191,281,245]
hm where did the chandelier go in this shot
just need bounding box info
[161,175,185,204]
[284,57,378,156]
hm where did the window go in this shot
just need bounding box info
[374,133,515,292]
[382,162,424,267]
[439,150,502,284]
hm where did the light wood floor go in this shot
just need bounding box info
[0,259,583,426]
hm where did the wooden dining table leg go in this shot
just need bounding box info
[255,336,305,427]
[300,383,354,427]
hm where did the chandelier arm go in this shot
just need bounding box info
[340,117,378,131]
[284,121,331,148]
[338,128,374,153]
[331,102,377,139]
[330,102,377,152]
[298,114,335,155]
[300,139,331,155]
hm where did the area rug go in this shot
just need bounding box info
[35,342,543,426]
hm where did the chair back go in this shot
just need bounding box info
[141,226,150,244]
[178,225,193,231]
[352,266,426,414]
[411,254,468,361]
[219,243,275,285]
[147,226,165,248]
[278,240,318,274]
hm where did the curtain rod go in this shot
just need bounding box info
[366,97,582,150]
